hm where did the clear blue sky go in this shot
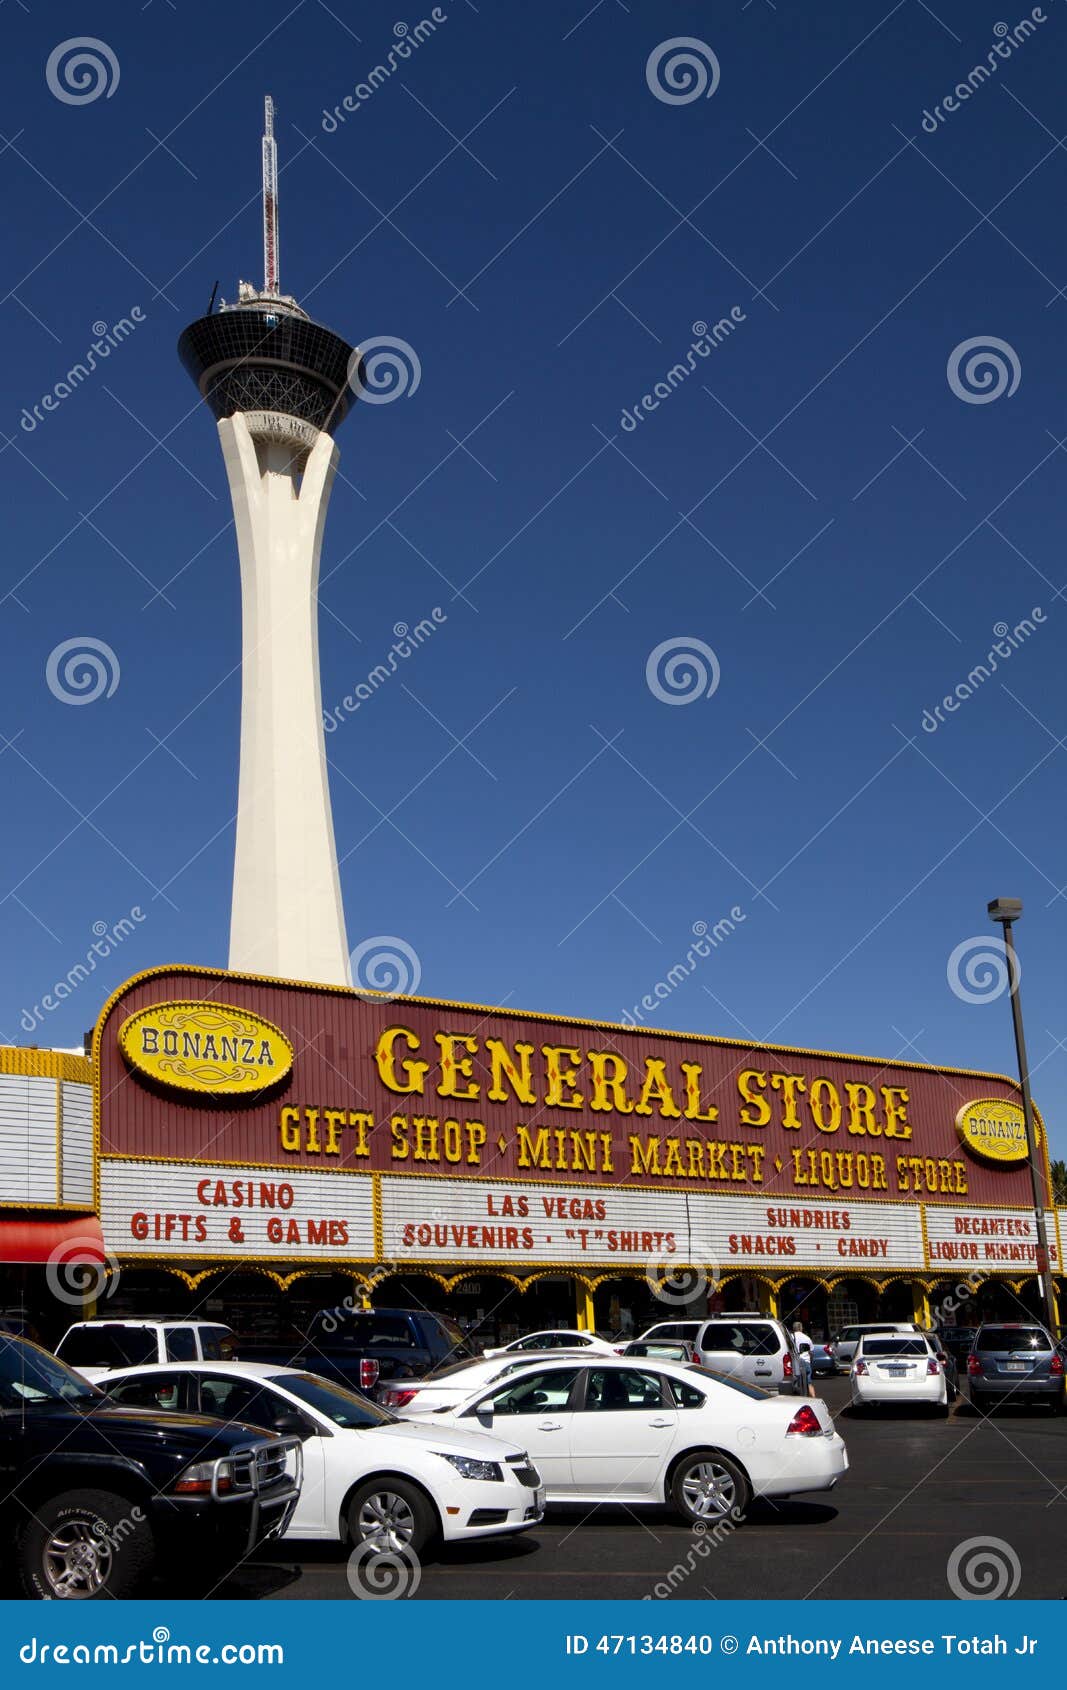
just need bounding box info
[1,1,1065,1158]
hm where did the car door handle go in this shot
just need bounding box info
[537,1421,563,1431]
[647,1418,674,1428]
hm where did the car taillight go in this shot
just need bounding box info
[1050,1355,1064,1377]
[786,1405,822,1436]
[782,1352,793,1379]
[360,1357,380,1390]
[853,1360,867,1376]
[927,1358,940,1376]
[967,1355,980,1375]
[386,1388,418,1408]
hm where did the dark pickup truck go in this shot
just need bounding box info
[241,1306,471,1395]
[0,1333,301,1598]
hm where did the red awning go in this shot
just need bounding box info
[0,1215,105,1264]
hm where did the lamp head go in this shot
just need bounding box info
[987,897,1023,925]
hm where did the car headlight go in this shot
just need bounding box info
[434,1452,503,1482]
[174,1458,233,1495]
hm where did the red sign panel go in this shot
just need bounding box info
[95,967,1044,1210]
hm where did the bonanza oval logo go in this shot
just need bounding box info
[955,1097,1030,1166]
[119,1001,293,1096]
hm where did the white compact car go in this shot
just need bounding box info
[398,1355,848,1523]
[98,1361,545,1554]
[481,1329,621,1360]
[850,1333,949,1413]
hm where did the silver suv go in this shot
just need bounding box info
[831,1322,918,1374]
[637,1314,803,1394]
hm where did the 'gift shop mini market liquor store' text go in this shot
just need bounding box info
[2,964,1060,1346]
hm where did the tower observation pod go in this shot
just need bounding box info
[178,96,361,988]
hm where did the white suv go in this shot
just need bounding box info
[55,1319,236,1382]
[638,1315,803,1394]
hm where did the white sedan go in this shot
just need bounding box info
[481,1329,621,1360]
[97,1361,545,1554]
[850,1334,949,1413]
[398,1356,848,1523]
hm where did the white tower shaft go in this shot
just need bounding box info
[220,413,351,986]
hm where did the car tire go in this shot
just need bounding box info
[17,1488,154,1599]
[346,1478,437,1557]
[670,1450,751,1527]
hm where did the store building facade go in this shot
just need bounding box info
[38,962,1057,1347]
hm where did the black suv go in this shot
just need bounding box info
[0,1334,300,1598]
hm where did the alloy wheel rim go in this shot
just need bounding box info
[44,1518,112,1597]
[681,1461,736,1519]
[357,1491,417,1552]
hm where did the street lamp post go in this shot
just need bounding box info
[987,898,1059,1334]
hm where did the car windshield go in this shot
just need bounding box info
[306,1312,415,1348]
[0,1336,101,1407]
[977,1327,1050,1353]
[56,1326,159,1367]
[268,1372,397,1428]
[695,1367,775,1401]
[860,1338,929,1357]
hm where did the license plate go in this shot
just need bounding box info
[885,1366,908,1377]
[535,1487,546,1510]
[1005,1361,1030,1372]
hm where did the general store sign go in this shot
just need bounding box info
[96,967,1046,1210]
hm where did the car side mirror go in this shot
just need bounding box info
[475,1405,494,1428]
[272,1411,313,1438]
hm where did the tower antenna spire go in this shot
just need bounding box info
[262,93,280,297]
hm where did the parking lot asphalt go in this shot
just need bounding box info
[220,1377,1067,1601]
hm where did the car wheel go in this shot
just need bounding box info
[17,1488,154,1600]
[670,1451,751,1526]
[346,1479,437,1557]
